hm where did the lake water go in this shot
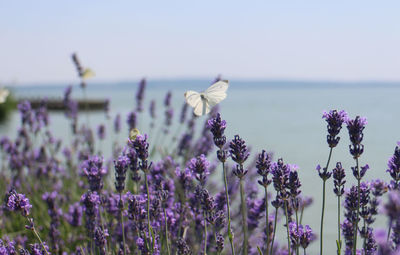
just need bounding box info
[2,80,400,253]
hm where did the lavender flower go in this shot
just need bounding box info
[180,103,188,124]
[387,142,400,190]
[0,239,16,254]
[149,100,156,119]
[271,159,290,199]
[256,150,272,187]
[346,116,367,159]
[127,111,137,131]
[187,154,210,185]
[130,134,150,172]
[136,78,146,112]
[81,156,107,191]
[30,243,50,255]
[352,164,370,180]
[94,227,109,254]
[114,114,121,134]
[66,202,83,227]
[5,190,32,217]
[97,124,106,140]
[216,233,224,253]
[230,135,249,178]
[316,164,332,181]
[176,238,192,255]
[322,110,348,148]
[333,162,346,196]
[114,155,130,192]
[207,113,227,149]
[164,91,172,107]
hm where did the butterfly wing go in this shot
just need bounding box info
[184,91,201,107]
[204,80,229,106]
[193,97,210,116]
[82,68,95,80]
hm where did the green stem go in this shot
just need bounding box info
[295,207,299,255]
[119,193,126,255]
[284,200,291,255]
[264,187,270,254]
[362,219,367,251]
[30,220,50,255]
[320,147,333,255]
[144,172,154,253]
[240,178,248,255]
[337,195,342,255]
[320,179,327,255]
[163,206,171,255]
[203,211,208,255]
[222,161,235,255]
[270,202,279,255]
[353,158,360,255]
[387,219,392,242]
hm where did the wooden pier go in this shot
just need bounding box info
[18,98,108,111]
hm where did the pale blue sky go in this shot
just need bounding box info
[1,1,399,84]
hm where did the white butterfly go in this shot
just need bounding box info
[184,80,229,116]
[0,88,10,104]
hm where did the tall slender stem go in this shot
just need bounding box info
[144,172,154,252]
[29,219,50,255]
[295,207,299,255]
[240,178,248,255]
[320,179,327,255]
[222,161,235,255]
[337,195,342,255]
[203,211,208,255]
[387,219,392,242]
[320,147,333,255]
[264,187,270,254]
[270,207,279,255]
[284,200,291,255]
[362,219,367,251]
[163,206,171,255]
[119,193,126,255]
[353,158,360,255]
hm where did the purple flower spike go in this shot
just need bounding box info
[333,162,346,196]
[127,111,137,131]
[5,190,32,217]
[97,124,106,140]
[322,109,348,148]
[187,154,210,185]
[114,114,121,133]
[130,134,151,172]
[136,78,146,112]
[316,164,332,181]
[230,135,249,165]
[81,156,107,191]
[346,116,367,159]
[114,155,130,192]
[208,113,227,149]
[94,227,109,254]
[387,143,400,190]
[384,191,400,223]
[257,150,272,187]
[230,135,249,178]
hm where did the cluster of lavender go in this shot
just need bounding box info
[1,73,400,255]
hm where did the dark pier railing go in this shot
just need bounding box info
[18,98,108,111]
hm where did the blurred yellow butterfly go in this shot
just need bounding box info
[82,68,95,80]
[129,128,140,140]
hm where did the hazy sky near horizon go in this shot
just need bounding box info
[1,1,399,84]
